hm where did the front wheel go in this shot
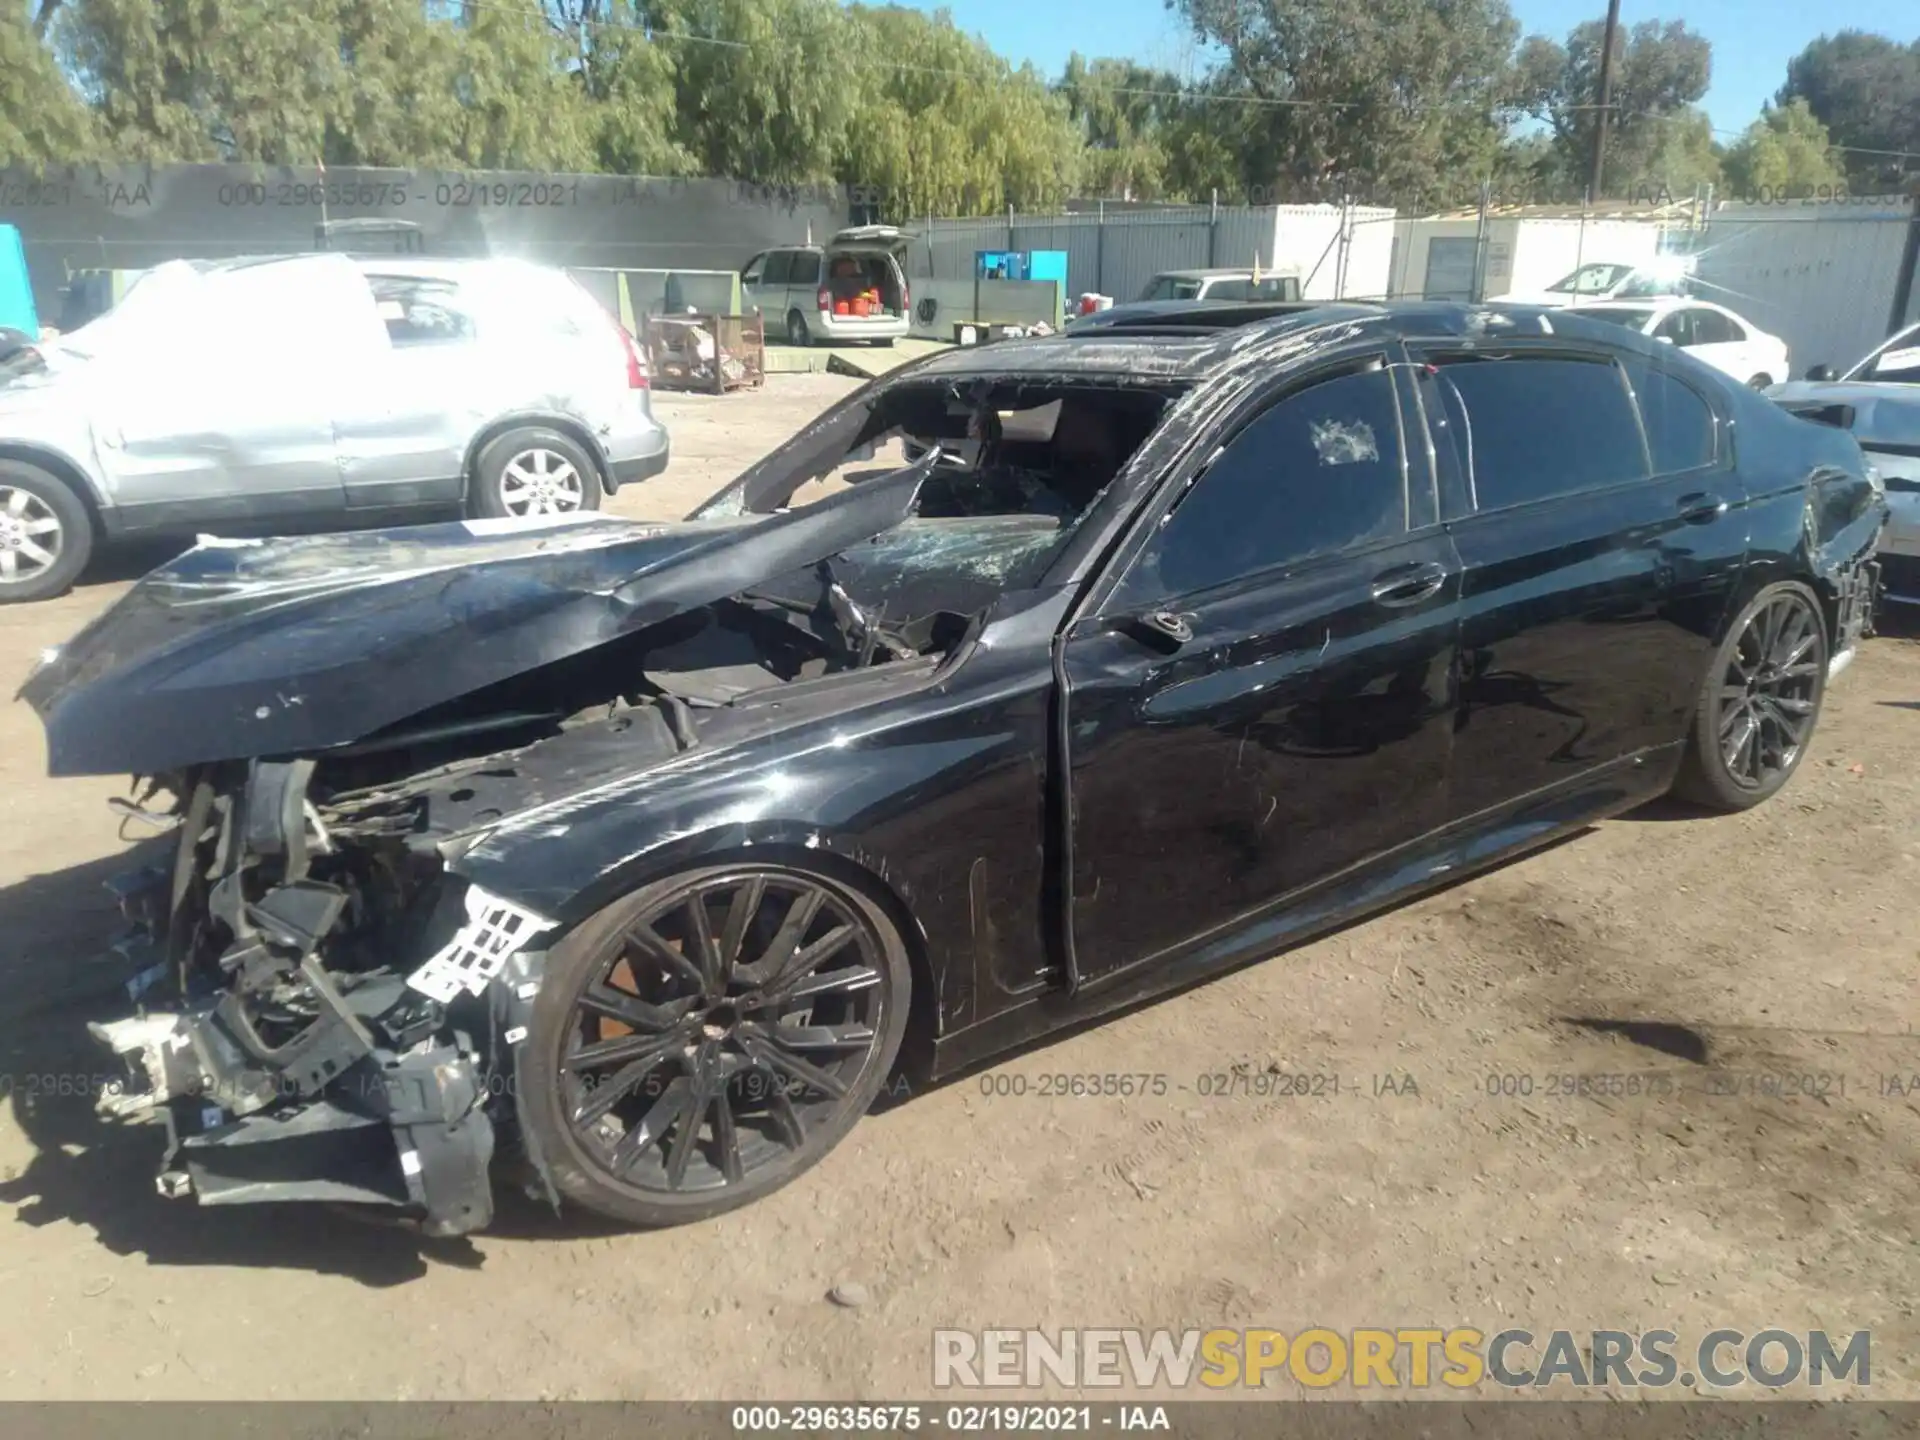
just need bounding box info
[522,863,912,1227]
[469,427,603,520]
[1670,581,1827,811]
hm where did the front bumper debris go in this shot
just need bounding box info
[83,767,560,1239]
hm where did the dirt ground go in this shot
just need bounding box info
[1,374,1917,1401]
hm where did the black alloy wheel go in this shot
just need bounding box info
[1672,581,1827,811]
[524,864,910,1226]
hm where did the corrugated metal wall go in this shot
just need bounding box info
[1693,202,1916,376]
[906,203,1397,303]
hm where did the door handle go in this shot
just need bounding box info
[1677,492,1726,523]
[1369,561,1448,608]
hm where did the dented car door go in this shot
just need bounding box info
[1060,359,1462,986]
[88,257,373,531]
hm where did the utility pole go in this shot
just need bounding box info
[1587,0,1623,206]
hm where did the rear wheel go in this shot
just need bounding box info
[469,427,603,520]
[1671,581,1827,811]
[1747,373,1774,389]
[0,460,92,604]
[785,309,812,347]
[522,863,911,1227]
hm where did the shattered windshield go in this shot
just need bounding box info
[693,375,1177,592]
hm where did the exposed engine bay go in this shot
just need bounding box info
[53,375,1175,1235]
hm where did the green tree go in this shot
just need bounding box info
[1722,97,1844,197]
[1171,0,1527,208]
[1516,18,1713,198]
[648,0,857,184]
[839,6,1082,217]
[325,0,468,167]
[444,0,597,170]
[1057,54,1184,199]
[554,1,687,174]
[57,0,342,162]
[1,1,97,164]
[1777,31,1920,192]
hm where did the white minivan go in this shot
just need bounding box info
[742,227,913,347]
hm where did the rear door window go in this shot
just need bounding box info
[368,276,476,347]
[1692,309,1741,344]
[789,251,822,287]
[1655,309,1698,347]
[1431,355,1649,512]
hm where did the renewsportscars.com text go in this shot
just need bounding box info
[932,1327,1870,1390]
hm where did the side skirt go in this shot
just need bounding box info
[928,744,1683,1080]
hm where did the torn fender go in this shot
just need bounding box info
[22,461,933,777]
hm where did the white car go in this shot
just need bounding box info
[1559,298,1791,388]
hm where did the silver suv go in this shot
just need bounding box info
[742,227,913,346]
[0,253,670,602]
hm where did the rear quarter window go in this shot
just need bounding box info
[1436,355,1649,510]
[1624,363,1718,475]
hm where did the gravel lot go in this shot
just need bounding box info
[0,375,1916,1401]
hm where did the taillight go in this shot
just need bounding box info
[817,287,831,313]
[612,318,648,389]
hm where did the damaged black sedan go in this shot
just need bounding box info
[21,303,1885,1235]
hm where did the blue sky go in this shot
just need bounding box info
[902,0,1915,140]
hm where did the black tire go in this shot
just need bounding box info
[785,309,812,347]
[0,459,93,604]
[521,862,912,1228]
[1670,580,1827,812]
[468,427,603,520]
[1747,373,1774,390]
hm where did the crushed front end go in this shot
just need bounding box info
[93,759,553,1237]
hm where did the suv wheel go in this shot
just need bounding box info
[0,460,92,604]
[470,428,603,520]
[786,310,812,348]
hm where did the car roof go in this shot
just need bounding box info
[902,300,1670,385]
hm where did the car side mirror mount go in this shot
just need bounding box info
[1804,363,1835,382]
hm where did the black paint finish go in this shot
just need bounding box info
[33,303,1889,1085]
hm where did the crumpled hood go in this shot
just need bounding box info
[21,461,931,776]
